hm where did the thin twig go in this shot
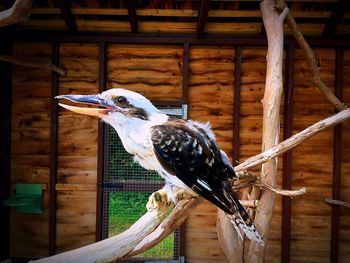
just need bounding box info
[252,181,306,197]
[325,197,350,209]
[0,54,66,76]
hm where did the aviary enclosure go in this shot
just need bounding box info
[0,0,349,262]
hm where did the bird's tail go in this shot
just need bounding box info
[223,182,265,246]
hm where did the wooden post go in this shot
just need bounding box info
[247,0,288,262]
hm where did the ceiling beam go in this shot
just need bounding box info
[59,0,77,32]
[323,0,350,37]
[197,0,211,36]
[127,0,138,34]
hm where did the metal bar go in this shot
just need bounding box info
[330,47,344,263]
[59,0,77,32]
[233,46,242,163]
[8,31,350,47]
[0,39,12,261]
[183,43,190,105]
[96,41,106,242]
[323,0,349,37]
[281,43,295,263]
[197,0,211,36]
[126,0,139,33]
[49,42,59,255]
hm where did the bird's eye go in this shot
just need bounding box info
[116,96,127,106]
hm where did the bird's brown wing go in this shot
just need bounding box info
[151,120,235,214]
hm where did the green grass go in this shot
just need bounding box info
[108,192,174,259]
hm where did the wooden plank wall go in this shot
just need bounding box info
[11,43,51,258]
[106,45,183,101]
[340,49,350,263]
[56,43,99,253]
[292,49,335,263]
[187,46,235,263]
[9,42,350,262]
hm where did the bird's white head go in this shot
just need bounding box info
[56,88,165,128]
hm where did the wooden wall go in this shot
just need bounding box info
[9,41,350,263]
[11,43,51,258]
[56,44,99,253]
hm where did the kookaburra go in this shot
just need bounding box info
[56,88,264,245]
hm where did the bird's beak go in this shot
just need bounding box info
[55,94,115,118]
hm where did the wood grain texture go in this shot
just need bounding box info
[186,46,235,263]
[10,43,51,257]
[291,48,335,263]
[107,45,183,101]
[8,41,350,262]
[56,44,99,253]
[339,49,350,263]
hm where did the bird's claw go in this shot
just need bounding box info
[173,188,194,202]
[146,189,169,211]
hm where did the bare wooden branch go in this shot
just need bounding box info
[0,55,66,76]
[325,197,350,209]
[0,0,34,27]
[217,209,244,263]
[31,201,173,263]
[247,1,288,261]
[279,0,348,112]
[240,200,259,208]
[235,108,350,175]
[127,196,203,257]
[252,182,306,197]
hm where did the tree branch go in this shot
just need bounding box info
[252,182,306,197]
[247,0,287,261]
[280,0,348,112]
[217,209,244,263]
[325,197,350,209]
[127,197,203,257]
[0,0,34,27]
[235,108,350,175]
[0,55,66,76]
[31,198,173,262]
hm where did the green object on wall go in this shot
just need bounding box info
[3,183,43,214]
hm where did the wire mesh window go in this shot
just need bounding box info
[101,106,187,261]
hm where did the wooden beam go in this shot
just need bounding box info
[281,43,295,263]
[96,41,106,242]
[126,0,138,33]
[59,0,77,32]
[182,43,189,105]
[197,0,211,36]
[49,42,59,256]
[330,47,344,263]
[0,40,12,262]
[7,31,350,47]
[323,0,350,36]
[233,46,242,163]
[30,8,333,19]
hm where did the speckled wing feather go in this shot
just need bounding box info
[151,119,235,214]
[151,119,264,245]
